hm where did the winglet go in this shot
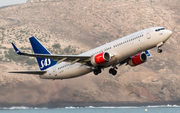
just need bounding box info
[145,50,152,57]
[11,43,23,55]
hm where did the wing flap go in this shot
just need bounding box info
[9,71,47,75]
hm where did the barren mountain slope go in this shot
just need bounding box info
[0,0,180,107]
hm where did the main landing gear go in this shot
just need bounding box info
[93,66,118,76]
[93,68,101,75]
[109,67,117,76]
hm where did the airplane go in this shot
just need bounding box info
[9,27,172,79]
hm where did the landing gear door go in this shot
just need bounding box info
[147,30,151,39]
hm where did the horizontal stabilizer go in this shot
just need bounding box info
[11,43,23,55]
[9,70,47,75]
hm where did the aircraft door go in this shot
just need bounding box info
[147,30,151,39]
[53,66,57,76]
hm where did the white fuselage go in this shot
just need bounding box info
[40,27,172,79]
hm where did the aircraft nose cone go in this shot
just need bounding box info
[167,30,172,37]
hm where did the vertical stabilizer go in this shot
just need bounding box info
[29,36,57,70]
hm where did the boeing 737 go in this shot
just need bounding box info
[9,27,172,79]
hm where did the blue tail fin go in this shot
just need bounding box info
[29,36,57,70]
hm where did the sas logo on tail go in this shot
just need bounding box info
[40,59,51,69]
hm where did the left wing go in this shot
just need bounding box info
[9,70,47,75]
[12,43,92,63]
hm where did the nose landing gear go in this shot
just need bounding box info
[157,42,164,53]
[157,48,162,53]
[157,47,163,53]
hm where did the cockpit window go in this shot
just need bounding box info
[155,28,165,32]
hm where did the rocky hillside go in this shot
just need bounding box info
[0,0,180,107]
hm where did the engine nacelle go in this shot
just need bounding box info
[91,52,111,66]
[128,53,147,66]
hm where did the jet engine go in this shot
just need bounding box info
[91,52,111,66]
[128,53,147,66]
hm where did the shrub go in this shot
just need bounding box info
[52,43,61,49]
[72,49,76,53]
[0,57,3,61]
[26,58,36,65]
[0,27,5,30]
[20,30,26,34]
[64,45,71,53]
[5,48,28,62]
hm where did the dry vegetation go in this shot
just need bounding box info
[0,0,180,107]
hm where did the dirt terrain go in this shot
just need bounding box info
[0,0,180,107]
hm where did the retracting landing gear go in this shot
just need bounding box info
[93,67,101,75]
[109,68,117,76]
[109,66,117,76]
[157,42,163,53]
[157,47,162,53]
